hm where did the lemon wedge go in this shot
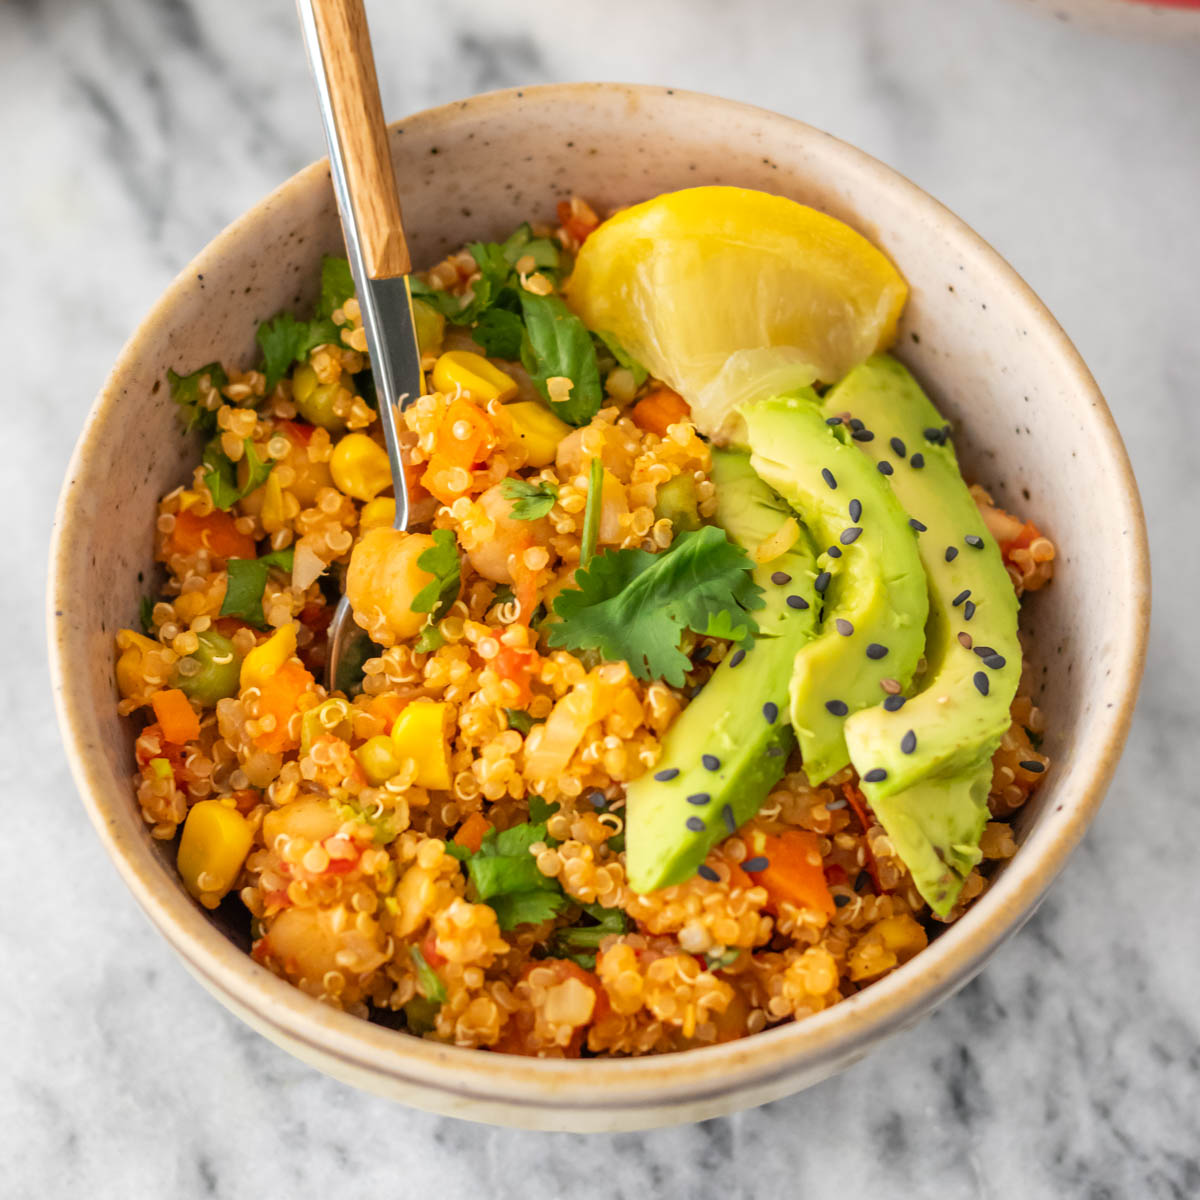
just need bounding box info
[566,187,908,439]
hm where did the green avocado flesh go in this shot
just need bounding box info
[623,449,819,893]
[824,355,1021,916]
[744,393,928,786]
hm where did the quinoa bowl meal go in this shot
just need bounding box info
[50,84,1148,1130]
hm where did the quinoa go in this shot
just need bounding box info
[113,196,1054,1056]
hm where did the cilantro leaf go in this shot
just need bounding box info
[256,312,344,392]
[167,363,227,435]
[317,255,355,320]
[139,595,156,635]
[548,526,765,685]
[500,477,558,521]
[201,439,273,511]
[518,292,603,426]
[219,549,293,628]
[472,306,525,359]
[593,330,649,388]
[408,278,465,320]
[449,241,516,326]
[551,902,629,967]
[409,945,447,1005]
[505,709,542,735]
[527,796,559,822]
[450,818,568,930]
[410,529,461,621]
[414,625,446,654]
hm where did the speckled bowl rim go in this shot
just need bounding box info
[49,83,1149,1118]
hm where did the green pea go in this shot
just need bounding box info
[412,297,445,356]
[654,473,702,533]
[170,630,242,705]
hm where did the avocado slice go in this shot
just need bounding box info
[743,393,928,785]
[623,449,819,893]
[825,356,1020,796]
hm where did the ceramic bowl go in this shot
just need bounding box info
[49,83,1149,1132]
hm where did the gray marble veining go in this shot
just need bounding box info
[2,0,1197,1195]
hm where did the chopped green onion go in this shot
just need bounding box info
[409,945,447,1005]
[580,455,603,569]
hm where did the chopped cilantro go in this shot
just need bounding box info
[527,796,559,823]
[551,902,629,968]
[317,255,356,320]
[219,548,294,628]
[201,439,273,511]
[580,455,604,569]
[593,330,649,388]
[256,312,344,392]
[410,529,461,622]
[705,947,741,971]
[167,362,227,435]
[504,708,543,735]
[471,306,525,360]
[414,625,446,654]
[518,292,603,426]
[500,477,558,521]
[450,819,569,930]
[450,241,517,325]
[139,595,156,635]
[403,995,440,1035]
[500,222,562,272]
[548,526,764,686]
[409,946,447,1005]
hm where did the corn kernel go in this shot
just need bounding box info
[115,629,162,699]
[432,351,517,404]
[330,433,392,501]
[391,700,452,790]
[177,800,253,901]
[355,734,404,786]
[240,622,298,690]
[260,470,287,534]
[359,496,396,533]
[505,401,571,468]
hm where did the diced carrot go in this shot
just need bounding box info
[630,387,691,436]
[454,811,493,856]
[422,400,495,504]
[513,567,540,628]
[231,788,261,815]
[557,198,600,245]
[745,830,836,920]
[151,688,201,745]
[421,929,447,968]
[1003,520,1043,556]
[164,509,257,563]
[278,419,315,446]
[368,693,411,729]
[842,782,882,891]
[253,660,314,754]
[495,644,537,706]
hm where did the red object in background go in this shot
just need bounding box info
[1123,0,1200,6]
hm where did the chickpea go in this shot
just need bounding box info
[466,483,549,585]
[264,906,345,987]
[346,527,440,641]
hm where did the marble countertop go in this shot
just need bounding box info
[4,0,1197,1195]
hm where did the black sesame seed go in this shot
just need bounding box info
[821,468,837,490]
[815,571,831,594]
[964,600,977,621]
[945,546,959,562]
[786,594,810,610]
[883,694,906,712]
[877,460,894,475]
[853,870,871,892]
[702,754,721,771]
[911,453,925,469]
[965,534,985,549]
[771,570,792,585]
[654,768,679,782]
[1019,760,1045,773]
[685,816,705,832]
[721,804,736,833]
[982,654,1006,670]
[729,649,746,667]
[848,498,862,521]
[973,671,989,696]
[849,417,865,432]
[909,518,927,532]
[863,768,888,783]
[890,437,907,457]
[697,864,719,882]
[826,699,849,716]
[687,792,711,806]
[589,790,606,809]
[827,545,842,559]
[866,643,888,660]
[743,856,769,872]
[694,645,711,662]
[834,894,851,908]
[901,729,917,755]
[973,645,997,658]
[924,426,943,444]
[840,526,863,545]
[835,618,854,636]
[762,701,779,724]
[825,416,843,426]
[853,429,875,443]
[952,589,971,607]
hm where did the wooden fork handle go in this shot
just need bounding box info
[308,0,410,278]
